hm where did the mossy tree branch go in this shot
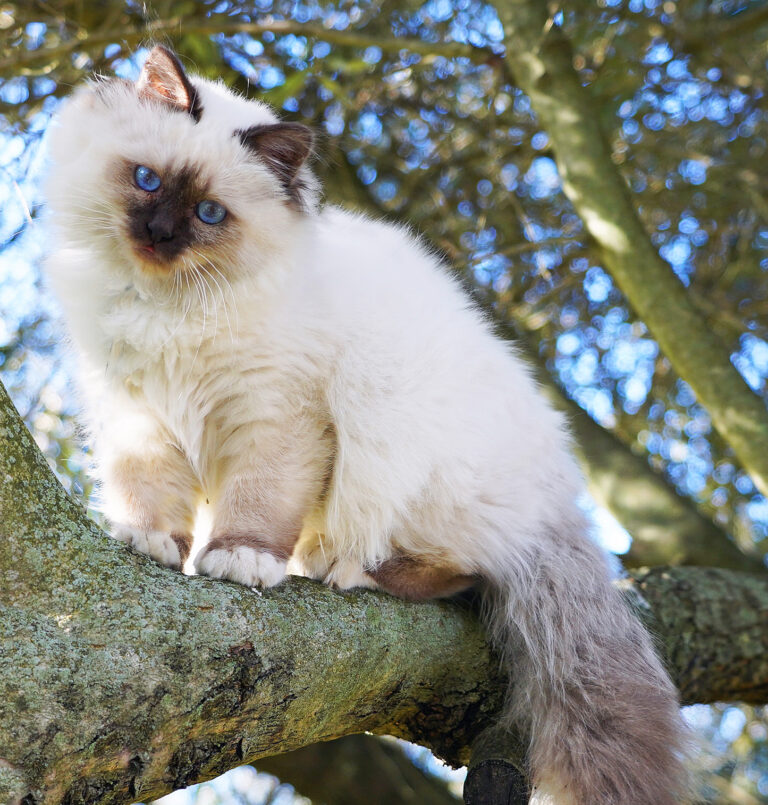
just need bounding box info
[2,364,768,804]
[495,0,768,500]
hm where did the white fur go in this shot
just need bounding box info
[197,546,286,588]
[325,558,380,591]
[112,523,182,569]
[530,788,576,805]
[44,61,685,804]
[44,74,583,582]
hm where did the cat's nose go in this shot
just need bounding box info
[146,214,175,243]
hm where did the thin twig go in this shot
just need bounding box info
[1,18,495,72]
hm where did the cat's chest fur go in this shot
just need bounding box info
[98,287,319,478]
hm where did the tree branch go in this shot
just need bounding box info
[1,17,492,73]
[495,1,768,499]
[2,370,768,804]
[256,735,462,805]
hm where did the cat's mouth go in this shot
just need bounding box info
[133,241,176,268]
[134,243,161,261]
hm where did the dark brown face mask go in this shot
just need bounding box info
[126,164,205,264]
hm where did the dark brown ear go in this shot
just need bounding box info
[136,45,201,121]
[238,123,314,205]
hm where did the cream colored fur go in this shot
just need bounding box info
[44,52,687,804]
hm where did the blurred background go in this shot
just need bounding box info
[1,0,768,802]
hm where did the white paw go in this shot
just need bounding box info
[111,523,183,569]
[195,545,286,588]
[293,537,332,581]
[325,558,378,591]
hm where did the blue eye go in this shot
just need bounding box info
[196,200,226,225]
[134,165,161,192]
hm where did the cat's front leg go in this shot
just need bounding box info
[195,424,331,588]
[195,478,307,588]
[100,433,200,571]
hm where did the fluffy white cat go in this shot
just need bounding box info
[44,46,685,804]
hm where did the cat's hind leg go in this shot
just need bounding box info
[298,535,477,599]
[293,531,379,591]
[318,551,477,599]
[101,423,200,571]
[365,552,477,600]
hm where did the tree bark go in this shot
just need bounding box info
[2,375,768,804]
[496,0,768,500]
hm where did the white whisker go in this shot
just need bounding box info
[197,263,219,339]
[183,259,208,374]
[190,247,237,345]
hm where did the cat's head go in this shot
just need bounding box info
[46,45,317,282]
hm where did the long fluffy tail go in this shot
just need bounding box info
[482,527,687,804]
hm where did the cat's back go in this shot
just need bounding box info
[308,205,563,447]
[311,206,471,324]
[314,205,515,344]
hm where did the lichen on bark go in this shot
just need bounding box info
[3,373,768,805]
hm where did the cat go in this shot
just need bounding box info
[44,45,686,804]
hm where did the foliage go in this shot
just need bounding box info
[2,0,768,801]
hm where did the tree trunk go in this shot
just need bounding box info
[496,0,768,499]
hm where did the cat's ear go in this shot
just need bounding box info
[136,45,201,121]
[238,123,314,204]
